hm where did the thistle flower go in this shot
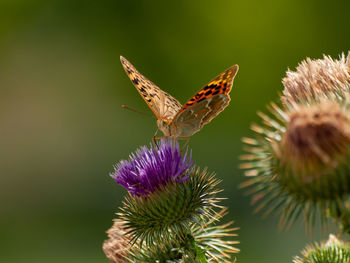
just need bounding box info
[293,234,350,263]
[240,53,350,230]
[102,219,132,263]
[282,52,350,105]
[107,139,237,262]
[111,139,193,196]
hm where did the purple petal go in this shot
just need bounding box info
[111,139,194,196]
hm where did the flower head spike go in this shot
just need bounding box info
[293,234,350,263]
[111,139,193,196]
[282,52,350,105]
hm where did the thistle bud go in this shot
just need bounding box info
[241,52,350,230]
[293,234,350,263]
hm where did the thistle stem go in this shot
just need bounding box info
[330,199,350,235]
[181,233,208,262]
[193,242,208,263]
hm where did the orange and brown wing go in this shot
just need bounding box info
[120,56,182,120]
[171,65,239,137]
[178,65,239,115]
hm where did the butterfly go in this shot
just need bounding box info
[120,56,239,138]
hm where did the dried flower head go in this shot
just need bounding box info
[102,219,132,263]
[282,52,350,105]
[293,234,350,263]
[111,139,193,196]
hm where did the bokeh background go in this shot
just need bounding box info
[1,0,350,262]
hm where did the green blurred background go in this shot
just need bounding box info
[1,0,349,262]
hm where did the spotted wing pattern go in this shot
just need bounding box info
[177,65,239,115]
[172,65,239,137]
[120,56,182,121]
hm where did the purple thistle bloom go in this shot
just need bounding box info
[111,140,193,196]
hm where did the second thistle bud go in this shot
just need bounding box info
[293,234,350,263]
[241,52,350,229]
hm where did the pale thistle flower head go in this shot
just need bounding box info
[241,52,350,231]
[102,220,132,263]
[282,52,350,105]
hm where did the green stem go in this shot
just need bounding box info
[329,199,350,235]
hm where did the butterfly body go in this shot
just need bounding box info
[120,56,238,138]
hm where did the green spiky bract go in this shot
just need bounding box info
[129,242,183,262]
[127,208,239,263]
[129,235,203,263]
[293,235,350,263]
[119,167,222,246]
[240,93,350,230]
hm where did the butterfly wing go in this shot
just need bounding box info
[172,65,239,137]
[120,56,182,121]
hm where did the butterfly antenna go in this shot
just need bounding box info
[121,105,155,118]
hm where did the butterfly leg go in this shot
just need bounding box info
[152,128,162,149]
[152,137,160,149]
[152,136,168,149]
